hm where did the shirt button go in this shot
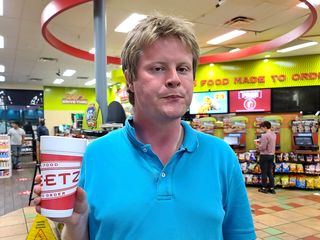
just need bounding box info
[142,148,147,152]
[161,172,166,178]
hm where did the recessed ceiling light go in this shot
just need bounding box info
[62,69,76,77]
[0,76,5,82]
[53,78,64,84]
[0,35,4,48]
[264,55,271,58]
[84,79,96,86]
[0,65,4,72]
[207,30,246,45]
[277,42,318,53]
[106,72,111,78]
[89,48,95,54]
[209,63,214,67]
[297,0,320,8]
[0,0,3,16]
[263,59,269,62]
[229,48,240,53]
[114,13,147,33]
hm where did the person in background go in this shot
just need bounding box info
[255,120,277,194]
[34,14,256,239]
[36,119,49,142]
[8,121,26,169]
[23,121,35,140]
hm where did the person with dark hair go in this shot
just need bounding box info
[8,121,26,169]
[255,120,277,194]
[23,121,35,140]
[34,14,255,239]
[36,119,49,142]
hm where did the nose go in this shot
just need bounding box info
[165,68,181,88]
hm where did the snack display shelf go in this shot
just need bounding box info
[0,135,11,178]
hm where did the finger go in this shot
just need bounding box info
[34,185,41,196]
[73,187,88,214]
[35,175,41,184]
[35,205,41,214]
[33,196,41,205]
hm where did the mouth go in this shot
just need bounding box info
[163,95,183,100]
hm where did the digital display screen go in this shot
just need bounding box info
[189,91,228,114]
[229,89,271,113]
[223,136,239,145]
[294,136,313,146]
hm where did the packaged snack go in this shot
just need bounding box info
[296,164,304,173]
[314,154,320,163]
[297,154,305,162]
[248,163,257,173]
[296,175,306,189]
[275,163,282,173]
[274,175,282,186]
[314,177,320,189]
[245,174,253,184]
[238,153,246,162]
[244,152,251,161]
[240,162,248,173]
[282,163,290,173]
[289,152,298,162]
[252,175,259,184]
[306,177,315,189]
[289,163,297,173]
[281,175,289,187]
[276,153,283,162]
[289,175,296,187]
[249,151,256,161]
[315,163,320,174]
[306,155,313,163]
[283,153,289,162]
[253,164,261,174]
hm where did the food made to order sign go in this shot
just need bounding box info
[194,54,320,92]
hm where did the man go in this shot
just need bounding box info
[255,121,277,194]
[36,119,49,142]
[8,121,26,169]
[34,14,256,239]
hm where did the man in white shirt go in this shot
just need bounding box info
[8,121,26,169]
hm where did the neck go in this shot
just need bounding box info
[133,115,183,165]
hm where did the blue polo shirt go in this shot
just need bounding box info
[79,119,256,240]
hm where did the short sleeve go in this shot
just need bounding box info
[222,155,256,239]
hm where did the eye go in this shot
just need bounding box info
[177,66,191,74]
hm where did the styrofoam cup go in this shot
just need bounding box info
[40,136,87,218]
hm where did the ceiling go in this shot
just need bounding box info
[0,0,320,89]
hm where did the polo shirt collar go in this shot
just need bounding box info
[124,117,198,153]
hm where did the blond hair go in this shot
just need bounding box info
[121,14,200,105]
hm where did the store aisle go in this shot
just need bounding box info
[248,187,320,239]
[0,155,36,216]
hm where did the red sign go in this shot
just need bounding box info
[229,89,271,113]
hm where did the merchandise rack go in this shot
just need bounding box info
[0,135,11,178]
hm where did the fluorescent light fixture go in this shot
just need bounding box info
[115,13,147,33]
[263,59,269,62]
[0,65,4,72]
[297,0,320,8]
[207,30,246,45]
[264,55,271,58]
[85,79,96,86]
[277,41,318,53]
[229,48,240,53]
[53,78,64,84]
[89,48,95,54]
[0,35,3,48]
[62,69,76,76]
[0,0,3,16]
[0,76,5,82]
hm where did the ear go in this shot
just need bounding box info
[124,70,134,92]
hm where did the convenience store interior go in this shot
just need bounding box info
[1,0,320,239]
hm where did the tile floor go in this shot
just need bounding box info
[1,155,320,239]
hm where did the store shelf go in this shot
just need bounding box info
[275,172,320,176]
[0,135,11,179]
[0,167,10,170]
[294,150,320,155]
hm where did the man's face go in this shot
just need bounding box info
[129,37,194,122]
[11,123,18,129]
